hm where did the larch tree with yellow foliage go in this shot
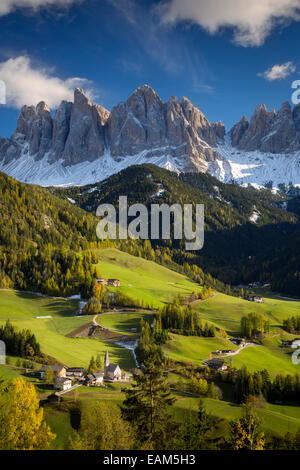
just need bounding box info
[0,377,55,450]
[230,405,265,450]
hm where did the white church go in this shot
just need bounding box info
[104,351,122,382]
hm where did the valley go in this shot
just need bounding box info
[1,246,300,448]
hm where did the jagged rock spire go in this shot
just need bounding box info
[230,101,300,153]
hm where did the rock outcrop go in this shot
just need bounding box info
[0,85,225,174]
[230,101,300,153]
[3,84,299,187]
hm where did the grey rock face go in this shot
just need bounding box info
[293,104,300,131]
[107,85,224,172]
[62,88,109,165]
[230,101,300,153]
[50,100,73,161]
[230,116,249,147]
[0,85,225,174]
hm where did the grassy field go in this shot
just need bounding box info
[0,290,79,320]
[163,334,238,363]
[192,292,300,334]
[163,332,300,377]
[228,344,300,377]
[43,383,300,448]
[92,248,201,308]
[99,311,154,334]
[1,359,300,448]
[1,249,300,448]
[0,290,135,370]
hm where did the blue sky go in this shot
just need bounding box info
[0,0,300,137]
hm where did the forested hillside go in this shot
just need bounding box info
[51,164,300,296]
[0,172,98,296]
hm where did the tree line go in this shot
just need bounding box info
[240,312,270,339]
[221,366,300,404]
[156,301,216,338]
[283,315,300,334]
[0,320,41,358]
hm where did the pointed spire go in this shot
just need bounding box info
[105,350,109,367]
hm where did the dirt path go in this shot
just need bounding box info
[221,342,257,357]
[203,342,258,362]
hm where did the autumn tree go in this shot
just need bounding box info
[44,367,54,386]
[0,378,55,450]
[230,404,265,450]
[69,401,133,450]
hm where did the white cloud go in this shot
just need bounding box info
[258,62,296,81]
[0,56,93,108]
[160,0,300,47]
[0,0,81,16]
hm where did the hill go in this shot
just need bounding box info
[0,290,134,369]
[93,247,201,308]
[51,164,300,296]
[0,171,98,297]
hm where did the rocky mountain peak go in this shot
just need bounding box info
[0,85,226,181]
[74,87,89,103]
[230,101,300,153]
[36,101,51,114]
[293,103,300,131]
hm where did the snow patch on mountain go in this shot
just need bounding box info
[209,137,300,187]
[0,147,183,186]
[249,206,261,223]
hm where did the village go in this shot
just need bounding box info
[37,351,136,397]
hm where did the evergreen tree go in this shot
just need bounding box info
[122,352,177,448]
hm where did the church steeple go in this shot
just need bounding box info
[104,350,109,375]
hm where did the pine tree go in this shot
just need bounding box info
[122,352,177,448]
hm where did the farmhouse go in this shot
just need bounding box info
[38,364,67,379]
[205,358,228,371]
[85,373,104,386]
[246,294,263,303]
[214,349,235,355]
[230,337,245,347]
[96,278,121,287]
[282,338,300,349]
[104,351,122,381]
[53,376,72,391]
[66,367,85,378]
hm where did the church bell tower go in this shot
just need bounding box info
[104,350,109,376]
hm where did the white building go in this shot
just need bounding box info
[53,376,72,391]
[104,351,122,381]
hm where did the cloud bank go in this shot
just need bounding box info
[258,62,296,81]
[0,56,92,108]
[160,0,300,47]
[0,0,81,17]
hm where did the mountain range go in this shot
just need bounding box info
[0,85,300,187]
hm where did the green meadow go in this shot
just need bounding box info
[0,290,135,370]
[163,334,238,363]
[99,311,154,334]
[192,292,300,334]
[228,344,300,377]
[42,384,300,448]
[93,248,201,307]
